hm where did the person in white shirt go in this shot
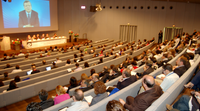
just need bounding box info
[11,65,22,73]
[67,89,89,111]
[74,63,82,72]
[156,64,179,92]
[18,51,24,56]
[56,57,62,63]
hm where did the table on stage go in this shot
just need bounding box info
[22,36,67,49]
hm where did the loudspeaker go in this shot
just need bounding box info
[90,6,96,12]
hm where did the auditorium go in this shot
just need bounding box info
[0,0,200,111]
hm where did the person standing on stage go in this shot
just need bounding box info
[158,30,163,44]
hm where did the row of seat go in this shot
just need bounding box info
[0,40,123,84]
[43,40,182,111]
[42,41,155,111]
[0,40,153,108]
[0,39,113,68]
[0,40,119,76]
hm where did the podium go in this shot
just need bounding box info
[0,36,11,51]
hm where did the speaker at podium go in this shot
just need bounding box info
[0,36,11,51]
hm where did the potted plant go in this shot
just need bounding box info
[68,30,73,42]
[74,33,79,42]
[12,38,21,50]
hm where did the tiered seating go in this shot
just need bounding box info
[42,41,155,111]
[0,39,147,108]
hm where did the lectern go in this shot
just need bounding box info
[0,36,11,51]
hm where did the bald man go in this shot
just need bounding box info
[67,89,89,111]
[119,75,163,111]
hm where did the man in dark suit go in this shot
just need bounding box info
[109,66,122,81]
[173,56,188,77]
[38,89,54,110]
[119,75,163,111]
[117,69,137,90]
[79,79,92,92]
[18,0,39,28]
[142,60,154,76]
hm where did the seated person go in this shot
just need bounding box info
[32,35,36,40]
[65,59,71,66]
[173,56,188,77]
[31,66,40,74]
[66,77,78,93]
[155,64,179,92]
[184,70,200,91]
[36,34,40,39]
[67,89,89,111]
[139,56,148,67]
[45,34,49,39]
[84,62,89,68]
[53,33,57,37]
[0,80,4,87]
[98,58,103,64]
[90,81,108,106]
[14,76,21,82]
[74,63,82,72]
[109,66,122,81]
[137,60,154,78]
[41,60,47,65]
[56,57,62,63]
[158,53,169,67]
[104,52,109,57]
[106,100,126,111]
[91,73,99,88]
[38,89,54,110]
[27,35,32,40]
[4,63,12,69]
[119,75,163,111]
[150,57,158,70]
[7,80,18,91]
[0,72,11,81]
[24,54,29,60]
[117,69,137,90]
[79,79,92,92]
[38,53,44,58]
[41,34,45,39]
[54,85,70,105]
[11,65,22,73]
[27,102,42,111]
[166,91,200,111]
[1,56,9,61]
[100,66,110,82]
[18,50,25,56]
[51,62,58,69]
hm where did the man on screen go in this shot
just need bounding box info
[18,0,39,28]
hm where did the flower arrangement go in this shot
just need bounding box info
[12,38,21,45]
[69,30,73,35]
[74,33,79,37]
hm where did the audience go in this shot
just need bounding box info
[11,65,22,73]
[51,62,58,69]
[91,73,99,88]
[119,75,163,111]
[117,69,137,90]
[7,80,18,91]
[79,79,92,92]
[54,85,70,105]
[38,89,54,110]
[90,81,108,106]
[84,62,89,68]
[67,89,89,111]
[0,72,10,81]
[56,57,62,63]
[4,63,12,69]
[65,59,71,66]
[42,60,47,65]
[184,70,200,91]
[166,91,200,111]
[74,63,82,72]
[14,76,21,82]
[173,56,188,77]
[0,80,4,87]
[106,100,126,111]
[31,66,40,74]
[90,69,96,76]
[66,77,78,93]
[26,102,42,111]
[98,58,103,64]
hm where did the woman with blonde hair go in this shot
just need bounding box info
[54,85,70,105]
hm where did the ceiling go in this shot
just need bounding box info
[152,0,200,4]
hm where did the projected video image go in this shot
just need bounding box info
[2,0,50,28]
